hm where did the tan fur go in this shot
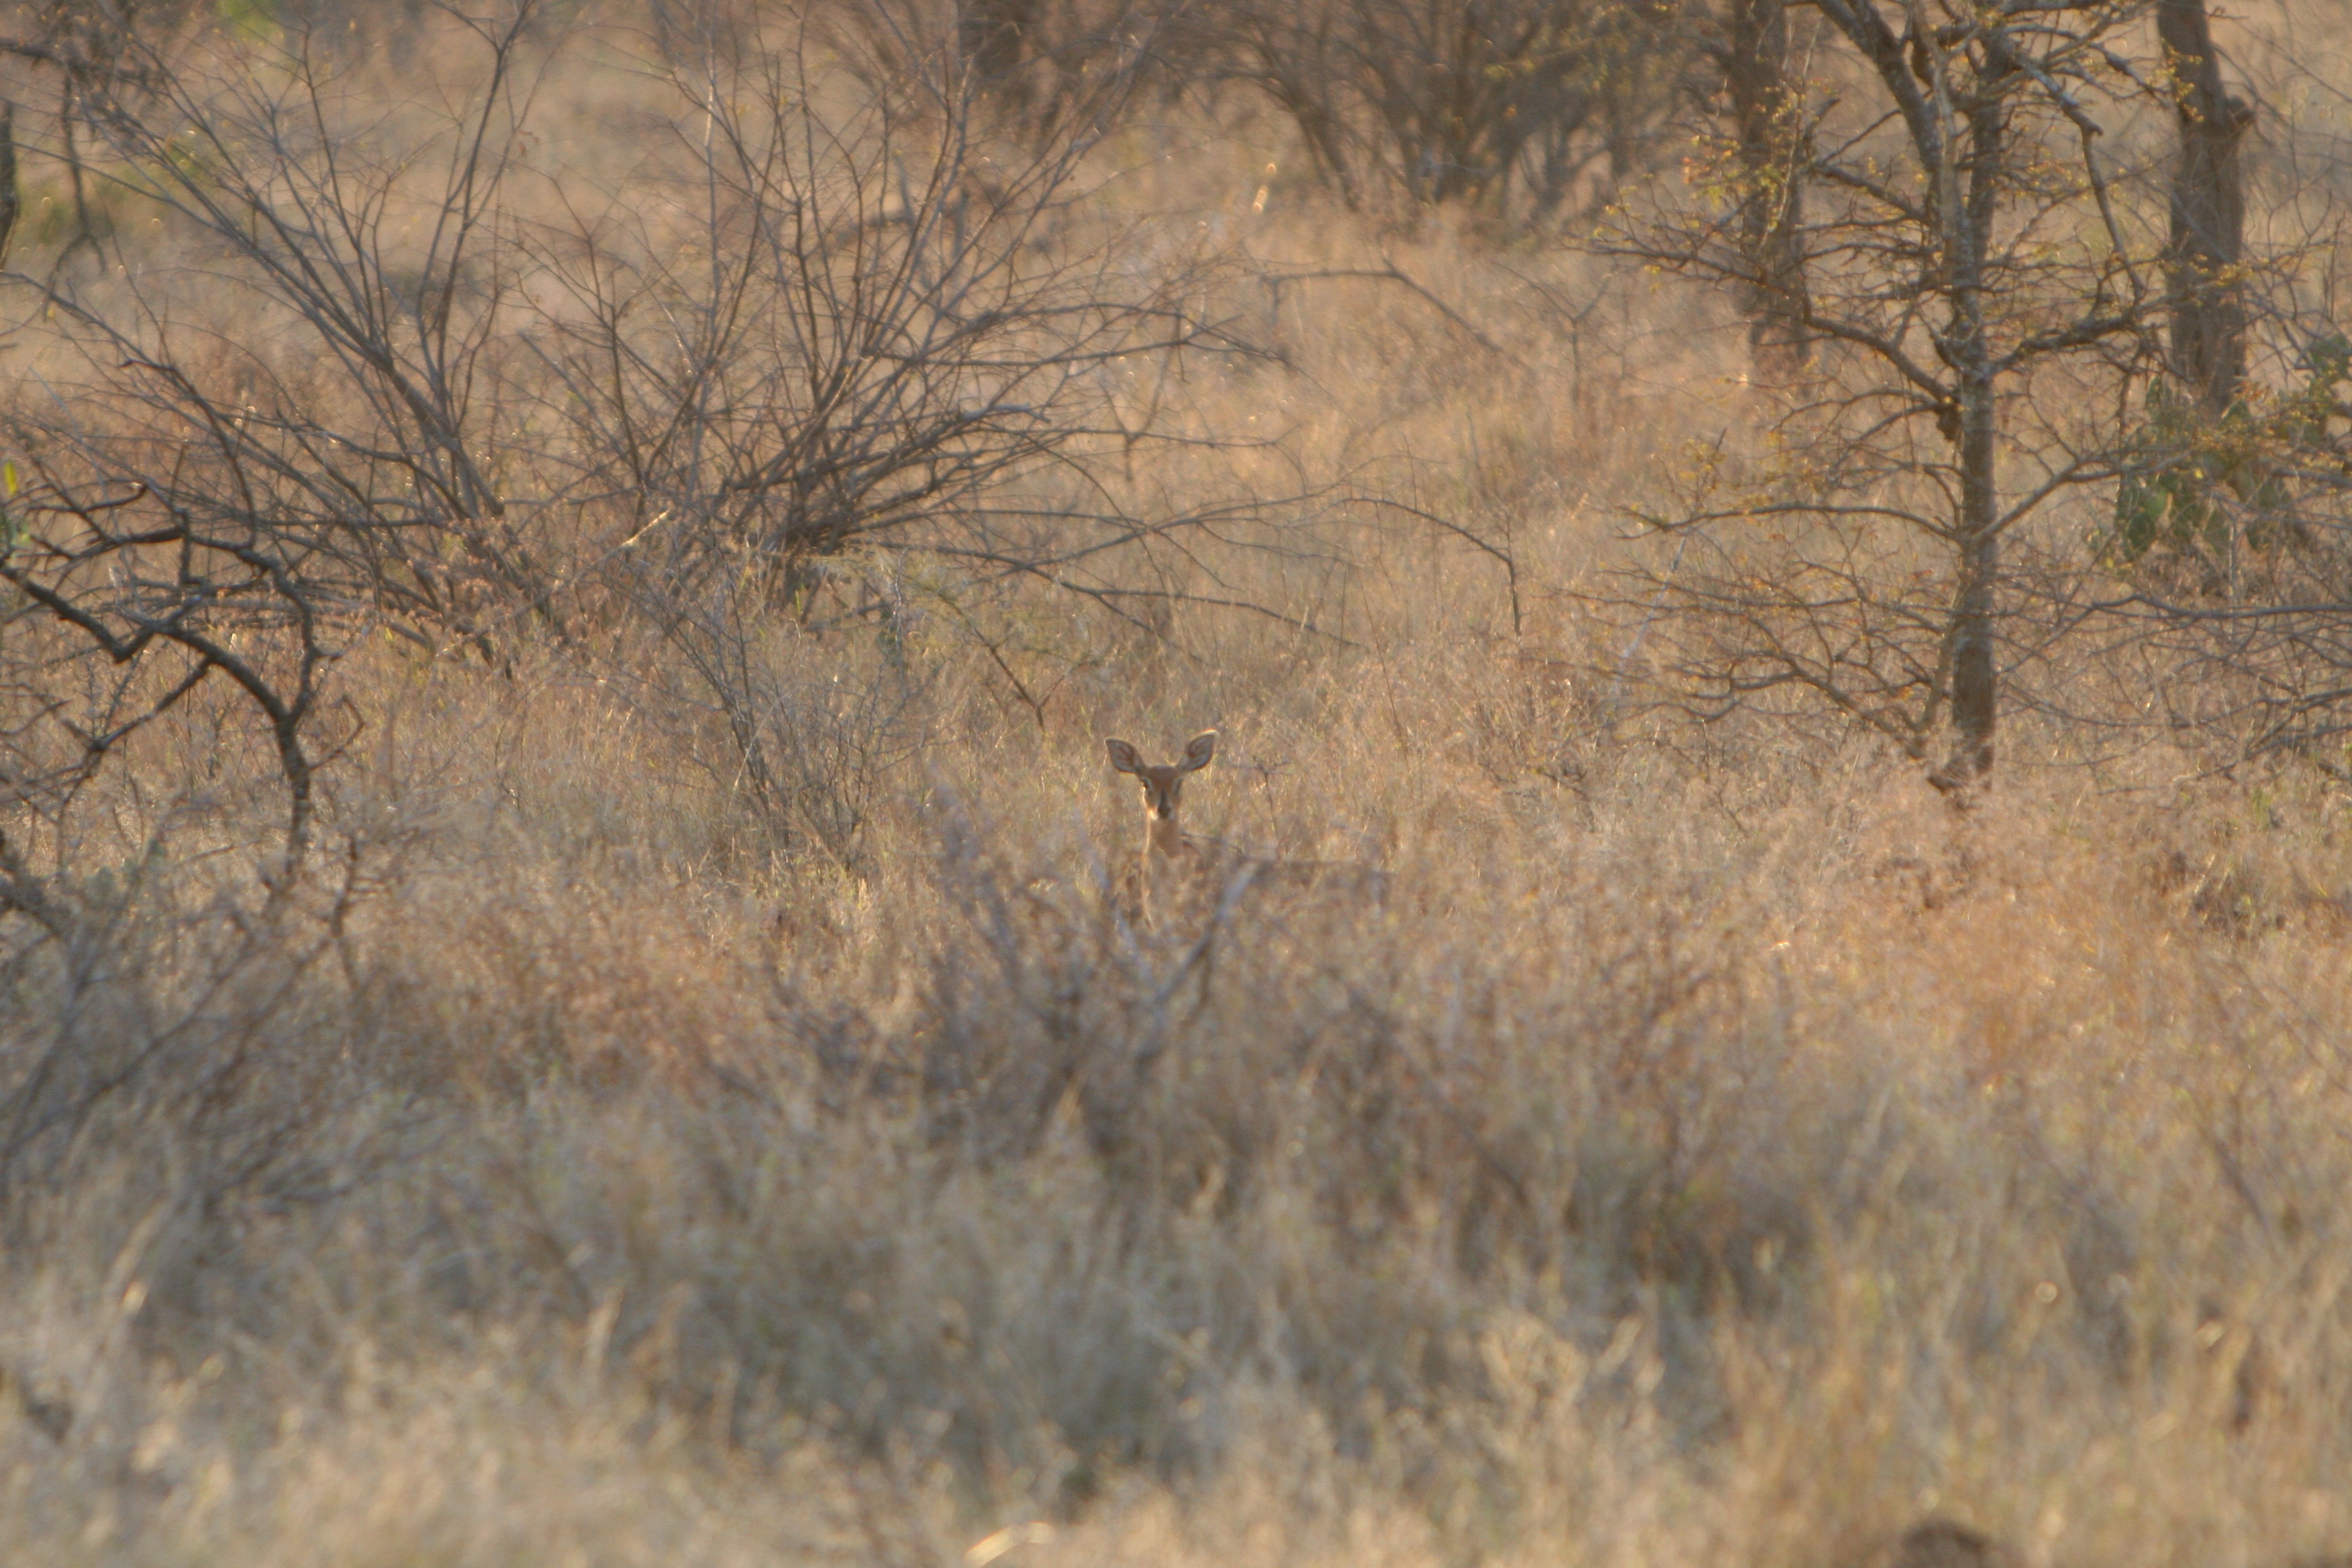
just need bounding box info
[1104,731,1387,926]
[1105,731,1218,922]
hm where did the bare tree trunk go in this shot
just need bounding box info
[1724,0,1809,377]
[2158,0,2253,415]
[1939,376,2000,791]
[1931,35,2009,792]
[1610,1,2164,791]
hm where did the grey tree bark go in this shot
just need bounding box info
[1815,0,2011,789]
[2157,0,2253,415]
[1723,0,1810,377]
[1937,46,2010,791]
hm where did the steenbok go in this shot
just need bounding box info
[1104,730,1216,920]
[1103,730,1383,924]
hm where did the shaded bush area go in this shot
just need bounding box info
[5,654,2352,1559]
[832,0,1709,230]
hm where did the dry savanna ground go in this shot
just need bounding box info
[1,2,2351,1565]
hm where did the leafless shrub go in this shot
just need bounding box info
[632,583,932,873]
[1213,0,1702,230]
[516,17,1320,850]
[0,458,350,881]
[0,3,1314,887]
[0,0,197,267]
[0,4,540,1212]
[0,822,403,1221]
[1,2,550,660]
[816,0,1210,148]
[1602,1,2169,791]
[527,16,1251,611]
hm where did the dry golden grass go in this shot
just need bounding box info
[1,4,2351,1565]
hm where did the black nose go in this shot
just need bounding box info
[1155,803,1173,818]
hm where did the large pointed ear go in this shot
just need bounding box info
[1180,730,1218,772]
[1105,738,1145,776]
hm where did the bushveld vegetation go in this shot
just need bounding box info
[0,0,2349,1563]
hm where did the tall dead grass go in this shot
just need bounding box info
[0,4,2350,1565]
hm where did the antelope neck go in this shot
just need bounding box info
[1146,812,1189,859]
